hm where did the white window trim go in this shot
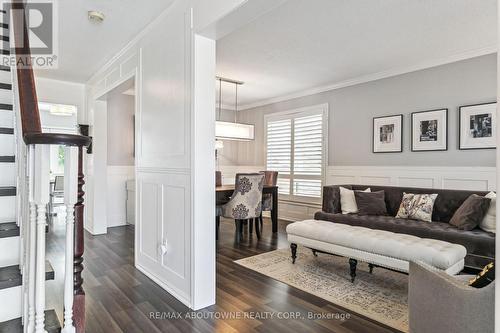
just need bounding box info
[264,103,329,204]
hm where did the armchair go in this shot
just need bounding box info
[409,261,494,333]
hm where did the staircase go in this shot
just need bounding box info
[0,3,91,332]
[0,11,61,332]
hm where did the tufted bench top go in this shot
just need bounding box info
[287,220,467,270]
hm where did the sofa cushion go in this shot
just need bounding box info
[449,194,491,231]
[314,211,495,261]
[354,190,387,216]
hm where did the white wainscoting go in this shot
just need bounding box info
[327,165,496,191]
[107,166,135,227]
[219,164,496,222]
[136,168,192,306]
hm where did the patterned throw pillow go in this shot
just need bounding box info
[395,193,438,222]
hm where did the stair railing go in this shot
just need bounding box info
[9,1,91,332]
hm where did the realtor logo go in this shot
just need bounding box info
[3,0,58,68]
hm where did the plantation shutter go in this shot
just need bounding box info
[266,119,292,195]
[293,114,323,197]
[265,106,326,201]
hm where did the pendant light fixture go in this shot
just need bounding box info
[215,77,255,141]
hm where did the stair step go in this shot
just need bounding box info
[0,309,61,333]
[0,49,9,56]
[0,83,11,90]
[0,127,13,134]
[0,24,7,30]
[0,186,15,196]
[0,103,11,110]
[0,35,8,42]
[0,66,10,72]
[0,261,54,290]
[0,222,18,238]
[0,155,14,163]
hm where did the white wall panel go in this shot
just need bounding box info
[328,166,496,191]
[85,0,245,311]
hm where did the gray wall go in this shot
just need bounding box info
[226,54,496,167]
[107,92,135,166]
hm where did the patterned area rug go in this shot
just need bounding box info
[235,246,408,332]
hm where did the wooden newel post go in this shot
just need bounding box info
[73,124,90,333]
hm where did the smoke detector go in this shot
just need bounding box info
[88,11,105,23]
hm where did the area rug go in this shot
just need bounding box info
[235,246,408,332]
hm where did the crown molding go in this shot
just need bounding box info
[238,45,497,111]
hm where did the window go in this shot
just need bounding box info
[265,104,327,202]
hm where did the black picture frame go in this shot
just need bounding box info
[411,108,448,152]
[459,102,497,150]
[372,114,403,153]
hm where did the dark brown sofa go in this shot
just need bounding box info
[314,185,495,269]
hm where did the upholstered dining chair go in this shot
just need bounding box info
[215,171,222,187]
[220,173,265,242]
[258,171,278,230]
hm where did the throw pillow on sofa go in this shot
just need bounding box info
[340,186,370,214]
[395,193,438,222]
[354,190,387,216]
[480,191,496,233]
[449,194,491,231]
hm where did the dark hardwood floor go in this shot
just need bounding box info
[46,215,397,333]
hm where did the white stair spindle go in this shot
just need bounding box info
[27,146,36,333]
[33,144,50,333]
[62,146,77,333]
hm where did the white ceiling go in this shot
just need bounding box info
[216,0,497,110]
[34,0,175,83]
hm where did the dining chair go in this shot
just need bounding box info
[259,171,278,230]
[220,173,265,242]
[48,175,64,218]
[215,171,222,187]
[215,171,223,240]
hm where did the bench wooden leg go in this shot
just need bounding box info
[291,243,297,264]
[349,258,357,283]
[369,263,374,274]
[311,249,318,257]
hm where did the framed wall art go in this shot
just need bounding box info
[373,115,403,153]
[411,109,448,152]
[459,102,496,150]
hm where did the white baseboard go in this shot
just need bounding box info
[135,263,192,309]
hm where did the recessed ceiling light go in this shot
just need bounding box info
[88,11,105,23]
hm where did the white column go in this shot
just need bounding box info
[33,144,50,333]
[61,146,77,333]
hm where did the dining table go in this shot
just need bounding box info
[216,184,279,233]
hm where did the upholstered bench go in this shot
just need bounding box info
[286,220,467,282]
